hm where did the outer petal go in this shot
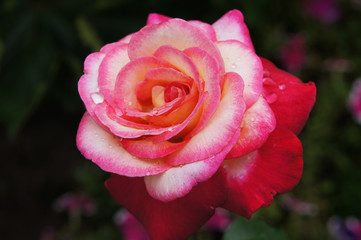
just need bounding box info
[261,58,316,134]
[166,72,245,166]
[144,129,239,202]
[221,128,303,218]
[76,113,171,176]
[146,13,172,25]
[189,20,217,41]
[78,52,106,119]
[212,9,254,51]
[226,96,276,158]
[98,44,130,107]
[106,170,227,240]
[216,40,263,107]
[128,19,224,71]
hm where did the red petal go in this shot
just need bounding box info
[105,170,227,240]
[261,58,316,134]
[221,128,303,218]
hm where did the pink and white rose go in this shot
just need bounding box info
[76,10,316,240]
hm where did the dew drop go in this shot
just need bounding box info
[91,92,104,104]
[145,172,150,176]
[265,92,278,104]
[231,63,237,69]
[279,83,286,90]
[250,117,255,122]
[263,77,277,87]
[263,70,271,77]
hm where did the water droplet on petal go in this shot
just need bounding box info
[263,77,277,87]
[263,70,271,77]
[91,92,104,104]
[279,83,286,90]
[145,172,150,176]
[231,63,237,69]
[250,117,255,122]
[265,92,278,104]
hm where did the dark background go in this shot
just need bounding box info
[1,0,361,239]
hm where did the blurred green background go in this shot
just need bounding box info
[1,0,361,239]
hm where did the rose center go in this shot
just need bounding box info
[151,81,190,107]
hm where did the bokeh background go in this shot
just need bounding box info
[1,0,361,239]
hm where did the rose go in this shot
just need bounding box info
[76,10,316,240]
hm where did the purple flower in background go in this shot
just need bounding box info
[328,216,361,240]
[348,79,361,124]
[279,34,306,72]
[204,209,233,232]
[303,0,341,23]
[280,195,318,216]
[53,192,97,216]
[114,209,150,240]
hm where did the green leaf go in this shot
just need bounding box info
[76,16,103,52]
[223,218,288,240]
[0,36,59,138]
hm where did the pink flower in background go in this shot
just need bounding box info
[76,9,316,239]
[279,34,306,72]
[348,79,361,124]
[204,208,232,232]
[53,192,97,216]
[280,195,318,216]
[114,210,149,240]
[303,0,341,23]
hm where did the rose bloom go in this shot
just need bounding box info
[76,10,316,240]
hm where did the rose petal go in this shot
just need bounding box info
[166,72,245,166]
[147,92,208,142]
[98,44,130,107]
[212,9,254,51]
[76,113,171,177]
[78,52,106,120]
[216,40,263,107]
[146,13,172,25]
[122,138,186,159]
[105,169,227,240]
[114,56,172,111]
[144,129,240,202]
[136,67,192,106]
[128,18,224,71]
[94,103,171,138]
[221,128,303,218]
[261,58,316,134]
[153,45,202,90]
[183,47,222,137]
[189,20,217,41]
[226,96,276,158]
